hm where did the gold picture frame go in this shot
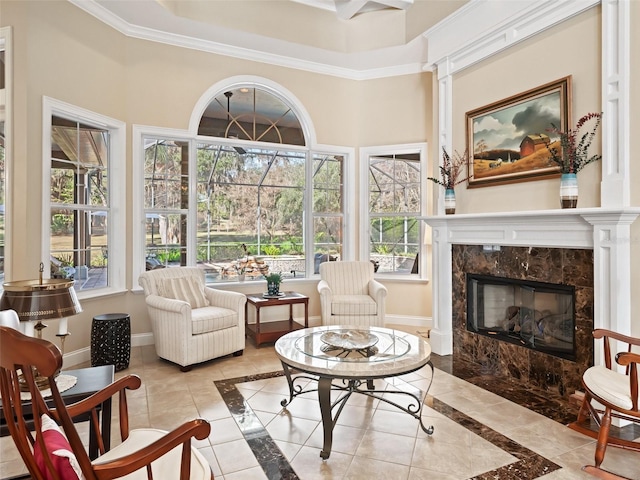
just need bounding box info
[466,76,571,187]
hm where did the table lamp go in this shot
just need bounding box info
[1,262,82,389]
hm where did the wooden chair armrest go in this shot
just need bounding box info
[92,419,211,480]
[615,351,640,367]
[593,329,640,347]
[63,375,142,418]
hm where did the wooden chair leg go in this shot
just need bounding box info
[594,407,612,468]
[583,465,633,480]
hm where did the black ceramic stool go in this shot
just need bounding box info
[91,313,131,372]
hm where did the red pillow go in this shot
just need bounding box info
[33,415,84,480]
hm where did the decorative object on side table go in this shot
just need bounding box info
[263,272,283,297]
[0,262,82,390]
[545,112,602,208]
[427,148,471,214]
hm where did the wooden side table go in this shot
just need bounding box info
[245,291,309,346]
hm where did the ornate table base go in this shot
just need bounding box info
[279,361,435,459]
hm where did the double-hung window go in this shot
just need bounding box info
[361,144,427,277]
[44,98,125,294]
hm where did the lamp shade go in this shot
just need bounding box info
[1,278,82,321]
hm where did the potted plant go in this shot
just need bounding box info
[264,272,283,296]
[427,148,471,214]
[545,112,602,208]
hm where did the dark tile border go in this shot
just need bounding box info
[214,363,565,479]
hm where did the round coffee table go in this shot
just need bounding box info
[275,325,434,459]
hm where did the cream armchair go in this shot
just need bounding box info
[139,267,246,371]
[317,261,387,327]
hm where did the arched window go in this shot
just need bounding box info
[197,87,305,146]
[135,81,351,284]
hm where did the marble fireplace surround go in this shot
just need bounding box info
[423,208,640,372]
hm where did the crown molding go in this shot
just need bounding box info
[424,0,600,76]
[69,0,600,81]
[68,0,425,81]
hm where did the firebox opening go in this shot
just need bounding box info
[466,273,576,361]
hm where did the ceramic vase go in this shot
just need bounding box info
[560,173,578,208]
[267,282,280,296]
[444,188,456,215]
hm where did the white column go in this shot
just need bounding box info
[600,0,630,208]
[427,221,453,355]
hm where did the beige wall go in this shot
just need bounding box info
[452,7,602,213]
[1,0,434,355]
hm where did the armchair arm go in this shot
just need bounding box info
[92,419,211,480]
[368,279,387,302]
[317,280,332,324]
[317,280,332,297]
[144,294,191,314]
[204,287,246,312]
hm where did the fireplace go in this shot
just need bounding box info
[466,273,576,361]
[423,209,640,399]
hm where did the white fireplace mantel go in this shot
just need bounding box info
[421,208,640,364]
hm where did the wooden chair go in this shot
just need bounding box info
[568,329,640,479]
[0,326,213,480]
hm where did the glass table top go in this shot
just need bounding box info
[275,326,431,378]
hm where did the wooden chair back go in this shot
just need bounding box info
[0,325,95,479]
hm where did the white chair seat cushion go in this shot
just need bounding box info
[191,306,239,334]
[92,428,209,480]
[583,365,634,411]
[331,295,378,316]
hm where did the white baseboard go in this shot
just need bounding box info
[62,332,156,368]
[62,317,433,367]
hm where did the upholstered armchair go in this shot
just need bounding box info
[139,267,246,371]
[317,261,387,327]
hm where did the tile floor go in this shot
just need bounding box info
[1,325,639,479]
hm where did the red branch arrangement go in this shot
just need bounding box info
[427,148,471,190]
[546,112,602,174]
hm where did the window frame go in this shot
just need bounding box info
[0,27,12,284]
[132,126,354,288]
[359,143,428,281]
[42,97,126,298]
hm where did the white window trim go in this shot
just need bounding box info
[132,128,354,288]
[42,96,126,298]
[359,143,429,280]
[132,125,195,288]
[1,27,13,281]
[310,144,356,270]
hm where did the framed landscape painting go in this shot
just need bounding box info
[466,76,571,187]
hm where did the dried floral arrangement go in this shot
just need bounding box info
[546,112,602,174]
[427,148,471,189]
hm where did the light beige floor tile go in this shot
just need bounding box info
[343,455,411,479]
[367,408,420,437]
[212,439,260,474]
[355,429,416,465]
[209,417,244,444]
[246,390,289,414]
[305,423,367,456]
[265,412,318,445]
[290,445,353,480]
[507,417,595,458]
[224,465,269,479]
